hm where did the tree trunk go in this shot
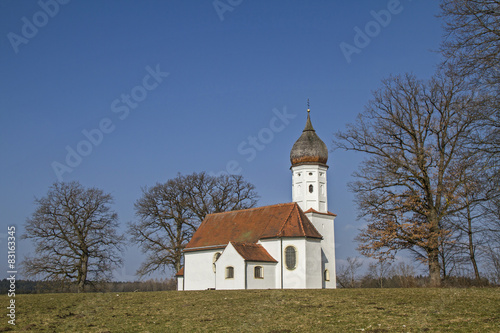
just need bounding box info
[428,212,442,287]
[175,220,183,273]
[78,254,88,293]
[428,249,441,287]
[466,202,481,281]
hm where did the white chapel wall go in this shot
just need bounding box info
[215,243,245,290]
[258,239,282,289]
[184,249,220,291]
[176,276,184,291]
[282,238,307,289]
[305,238,322,289]
[307,212,337,289]
[246,262,277,289]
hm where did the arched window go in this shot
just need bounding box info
[212,252,221,273]
[225,266,234,279]
[254,266,263,279]
[324,269,330,281]
[285,246,297,270]
[309,184,314,193]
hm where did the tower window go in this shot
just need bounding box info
[309,172,313,176]
[225,266,234,279]
[254,266,263,279]
[309,185,314,193]
[285,246,297,270]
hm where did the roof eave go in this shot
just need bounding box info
[183,244,227,252]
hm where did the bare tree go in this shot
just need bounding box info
[129,179,194,276]
[440,0,500,87]
[129,172,258,277]
[334,72,488,286]
[336,257,363,288]
[440,0,500,162]
[22,182,124,293]
[392,262,416,288]
[181,172,259,221]
[479,186,500,285]
[368,259,392,288]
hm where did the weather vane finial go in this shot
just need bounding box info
[307,98,310,113]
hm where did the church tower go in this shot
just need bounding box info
[290,105,329,213]
[290,103,336,289]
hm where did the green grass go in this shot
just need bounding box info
[1,288,499,332]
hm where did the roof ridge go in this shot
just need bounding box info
[205,202,295,218]
[231,241,259,247]
[278,202,297,237]
[230,241,246,259]
[296,204,306,236]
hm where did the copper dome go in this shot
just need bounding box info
[290,111,328,167]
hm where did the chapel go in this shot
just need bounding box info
[176,106,336,290]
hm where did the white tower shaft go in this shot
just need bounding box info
[292,164,328,212]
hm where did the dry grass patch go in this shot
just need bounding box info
[1,288,498,332]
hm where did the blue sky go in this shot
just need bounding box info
[0,0,443,281]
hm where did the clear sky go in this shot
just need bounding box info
[0,0,443,281]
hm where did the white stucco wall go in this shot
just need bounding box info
[291,164,328,212]
[176,276,184,291]
[282,238,307,289]
[184,249,221,291]
[215,243,245,290]
[307,212,336,289]
[258,239,282,289]
[261,237,324,289]
[306,238,322,289]
[246,262,277,290]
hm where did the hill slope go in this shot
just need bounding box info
[2,288,499,332]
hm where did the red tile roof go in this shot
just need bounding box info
[184,202,322,252]
[304,208,337,217]
[231,242,277,263]
[175,267,184,276]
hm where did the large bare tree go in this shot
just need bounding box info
[440,0,500,283]
[129,172,258,276]
[333,72,488,287]
[22,182,124,293]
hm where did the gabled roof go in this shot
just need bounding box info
[230,242,277,263]
[175,267,184,276]
[184,202,322,252]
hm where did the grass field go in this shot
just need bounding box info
[1,288,499,332]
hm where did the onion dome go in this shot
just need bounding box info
[290,107,328,167]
